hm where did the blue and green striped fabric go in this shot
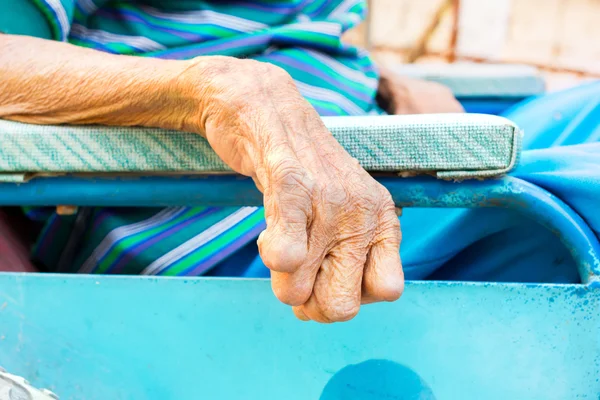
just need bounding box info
[0,0,519,276]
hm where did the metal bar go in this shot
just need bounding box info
[0,174,598,283]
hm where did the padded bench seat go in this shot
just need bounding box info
[0,114,522,181]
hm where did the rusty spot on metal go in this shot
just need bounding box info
[485,197,529,209]
[56,205,78,216]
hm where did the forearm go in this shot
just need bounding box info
[0,35,197,131]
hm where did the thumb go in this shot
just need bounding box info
[257,157,313,273]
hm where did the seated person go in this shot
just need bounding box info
[1,0,599,323]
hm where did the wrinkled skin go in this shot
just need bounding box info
[189,57,404,322]
[2,35,461,322]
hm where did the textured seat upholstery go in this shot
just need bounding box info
[0,114,521,181]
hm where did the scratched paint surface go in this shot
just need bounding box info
[0,274,598,400]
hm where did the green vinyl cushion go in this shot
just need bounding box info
[0,114,521,181]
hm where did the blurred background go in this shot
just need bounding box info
[344,0,600,91]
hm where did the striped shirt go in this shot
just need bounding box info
[14,0,381,275]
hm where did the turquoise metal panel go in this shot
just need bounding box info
[0,274,598,400]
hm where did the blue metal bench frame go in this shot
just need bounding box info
[0,172,598,399]
[0,174,598,283]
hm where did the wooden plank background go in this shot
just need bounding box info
[344,0,600,90]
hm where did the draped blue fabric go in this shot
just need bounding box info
[229,82,600,283]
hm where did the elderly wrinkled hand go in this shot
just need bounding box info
[0,34,403,323]
[188,57,404,322]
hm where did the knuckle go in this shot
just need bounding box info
[269,159,315,196]
[322,181,348,208]
[316,292,360,322]
[253,62,295,89]
[341,175,385,216]
[277,99,316,123]
[279,166,309,190]
[263,62,293,81]
[269,156,301,179]
[326,302,360,322]
[272,280,311,306]
[255,60,278,73]
[259,224,310,272]
[260,241,301,273]
[336,189,381,230]
[352,192,378,214]
[363,267,404,303]
[379,280,404,302]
